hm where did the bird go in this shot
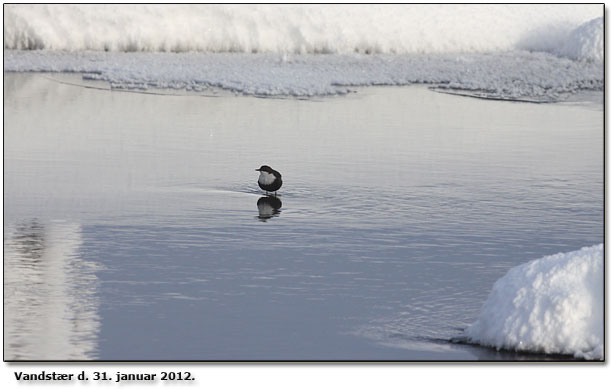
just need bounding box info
[255,165,282,195]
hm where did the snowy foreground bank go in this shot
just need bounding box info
[464,244,603,360]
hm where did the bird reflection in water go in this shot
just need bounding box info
[256,196,282,221]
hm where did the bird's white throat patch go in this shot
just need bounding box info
[258,171,276,185]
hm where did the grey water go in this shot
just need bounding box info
[3,73,603,360]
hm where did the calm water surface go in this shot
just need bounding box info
[4,73,603,360]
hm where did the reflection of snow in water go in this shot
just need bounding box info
[4,220,101,360]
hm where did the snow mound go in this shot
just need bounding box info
[464,244,603,360]
[517,16,603,62]
[558,17,603,62]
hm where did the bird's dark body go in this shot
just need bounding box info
[256,165,283,193]
[258,177,283,192]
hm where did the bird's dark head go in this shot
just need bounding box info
[256,165,273,173]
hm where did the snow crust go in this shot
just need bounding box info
[464,244,603,360]
[3,4,602,60]
[3,50,603,101]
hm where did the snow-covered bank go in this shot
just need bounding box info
[464,244,603,360]
[3,50,603,101]
[3,4,602,61]
[3,5,603,101]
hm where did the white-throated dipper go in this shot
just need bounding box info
[255,165,282,194]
